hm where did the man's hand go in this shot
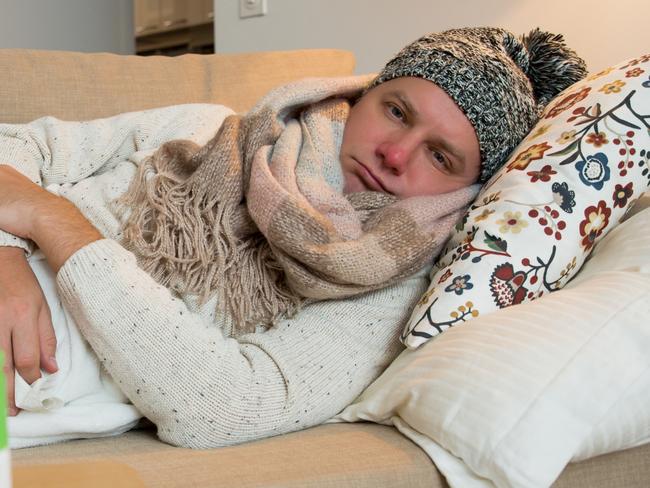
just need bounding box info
[0,164,102,413]
[0,165,102,272]
[0,247,57,416]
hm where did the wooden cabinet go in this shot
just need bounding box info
[159,0,188,30]
[188,0,214,26]
[134,0,214,56]
[134,0,162,36]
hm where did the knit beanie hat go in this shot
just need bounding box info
[371,27,588,182]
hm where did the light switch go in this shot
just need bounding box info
[239,0,267,18]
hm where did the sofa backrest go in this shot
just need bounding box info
[0,48,356,123]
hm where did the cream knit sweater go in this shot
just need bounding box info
[0,105,429,448]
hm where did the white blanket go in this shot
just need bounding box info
[8,251,141,449]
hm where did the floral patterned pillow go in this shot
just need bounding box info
[402,54,650,349]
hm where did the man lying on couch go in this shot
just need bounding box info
[0,27,585,448]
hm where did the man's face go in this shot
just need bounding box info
[339,77,481,198]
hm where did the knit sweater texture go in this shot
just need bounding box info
[0,104,429,448]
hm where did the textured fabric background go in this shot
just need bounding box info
[0,48,356,122]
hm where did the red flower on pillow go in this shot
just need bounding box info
[489,263,528,308]
[437,268,453,284]
[527,164,557,182]
[585,131,609,147]
[612,182,634,208]
[579,201,612,251]
[625,67,645,78]
[544,87,591,119]
[507,142,552,172]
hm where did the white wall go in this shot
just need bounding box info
[0,0,134,54]
[214,0,649,73]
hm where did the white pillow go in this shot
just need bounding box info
[335,207,650,488]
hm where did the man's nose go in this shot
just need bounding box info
[376,138,415,174]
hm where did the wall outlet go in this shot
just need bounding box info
[239,0,268,19]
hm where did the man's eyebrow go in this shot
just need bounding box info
[390,90,467,171]
[436,137,467,173]
[391,90,419,120]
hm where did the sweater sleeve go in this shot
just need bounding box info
[0,104,232,251]
[56,239,428,449]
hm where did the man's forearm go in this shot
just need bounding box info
[0,165,102,272]
[31,198,102,273]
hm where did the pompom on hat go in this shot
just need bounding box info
[370,27,588,182]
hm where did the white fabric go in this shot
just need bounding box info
[335,207,650,488]
[8,251,141,449]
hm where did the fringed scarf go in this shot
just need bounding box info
[119,75,479,332]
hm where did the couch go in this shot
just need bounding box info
[2,47,649,488]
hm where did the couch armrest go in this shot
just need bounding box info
[0,48,356,122]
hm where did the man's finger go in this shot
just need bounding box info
[37,305,57,374]
[1,335,18,416]
[12,324,42,386]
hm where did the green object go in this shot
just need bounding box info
[0,351,6,449]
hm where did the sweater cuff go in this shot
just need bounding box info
[0,230,34,256]
[56,238,137,297]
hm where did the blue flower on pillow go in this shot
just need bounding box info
[575,152,611,190]
[445,274,474,295]
[552,182,576,213]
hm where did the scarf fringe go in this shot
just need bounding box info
[118,149,301,332]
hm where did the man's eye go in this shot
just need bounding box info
[387,103,405,121]
[431,150,449,169]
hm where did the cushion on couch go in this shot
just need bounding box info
[402,53,650,349]
[12,423,650,488]
[0,48,356,122]
[12,424,445,488]
[336,202,650,488]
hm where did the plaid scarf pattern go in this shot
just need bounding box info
[120,75,478,331]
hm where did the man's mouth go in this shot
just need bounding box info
[355,159,389,193]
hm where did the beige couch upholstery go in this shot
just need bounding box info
[10,424,650,488]
[2,47,649,487]
[0,48,355,121]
